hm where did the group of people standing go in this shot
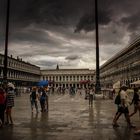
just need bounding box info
[30,87,49,113]
[0,83,15,128]
[112,85,140,133]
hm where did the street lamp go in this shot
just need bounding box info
[3,0,10,86]
[95,0,101,94]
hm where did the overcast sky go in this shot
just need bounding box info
[0,0,140,69]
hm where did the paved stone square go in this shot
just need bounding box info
[0,93,140,140]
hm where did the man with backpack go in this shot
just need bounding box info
[112,88,121,127]
[0,87,6,128]
[30,87,39,113]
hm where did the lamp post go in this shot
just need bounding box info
[3,0,10,86]
[95,0,101,94]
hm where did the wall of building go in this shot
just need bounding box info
[100,37,140,88]
[41,69,95,88]
[0,54,40,87]
[2,37,139,90]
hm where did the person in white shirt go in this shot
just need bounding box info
[89,87,95,106]
[112,85,135,128]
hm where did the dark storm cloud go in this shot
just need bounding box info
[1,0,139,34]
[75,14,94,33]
[1,0,139,37]
[75,0,140,34]
[65,55,81,61]
[0,0,140,69]
[6,0,91,29]
[75,7,111,32]
[121,11,140,31]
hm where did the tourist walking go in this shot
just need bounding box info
[45,88,49,111]
[112,85,135,128]
[112,88,122,127]
[5,83,15,125]
[129,87,140,117]
[85,87,88,100]
[30,87,39,113]
[0,87,6,127]
[130,87,140,135]
[40,88,47,112]
[89,87,94,106]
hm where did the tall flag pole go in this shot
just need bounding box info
[95,0,101,94]
[3,0,10,86]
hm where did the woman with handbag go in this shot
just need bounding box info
[112,85,135,128]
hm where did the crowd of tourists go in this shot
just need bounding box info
[0,84,49,128]
[29,85,96,113]
[1,82,140,135]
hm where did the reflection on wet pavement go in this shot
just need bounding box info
[0,93,140,140]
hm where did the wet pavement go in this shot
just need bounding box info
[0,93,140,140]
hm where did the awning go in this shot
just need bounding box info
[80,80,90,84]
[130,80,140,85]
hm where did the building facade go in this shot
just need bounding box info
[0,54,40,87]
[2,37,139,90]
[100,36,140,88]
[41,67,95,88]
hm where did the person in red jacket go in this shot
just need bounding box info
[0,87,6,128]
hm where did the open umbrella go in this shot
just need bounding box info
[48,80,54,84]
[113,81,120,89]
[80,80,90,84]
[37,80,49,87]
[130,80,140,85]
